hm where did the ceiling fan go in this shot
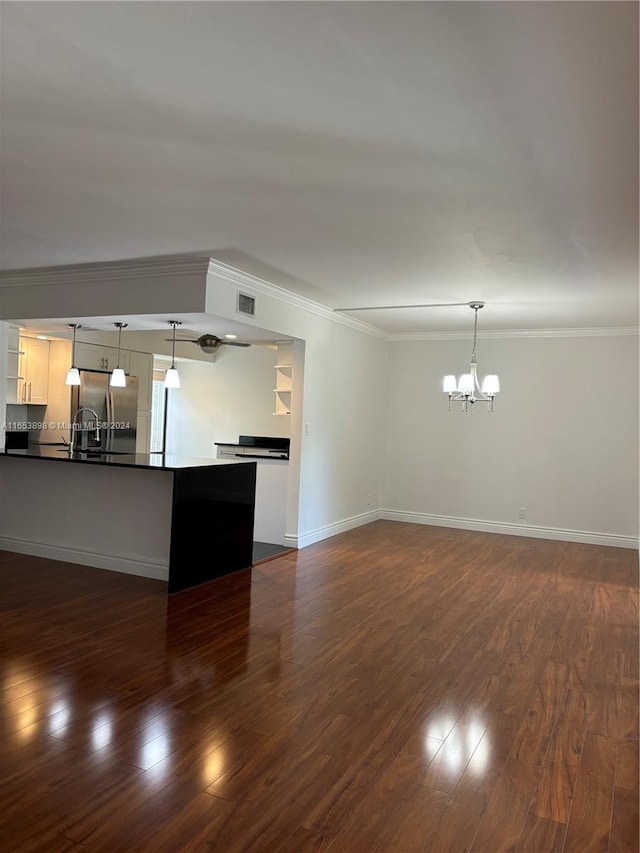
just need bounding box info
[164,333,251,354]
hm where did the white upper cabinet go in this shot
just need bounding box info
[18,336,50,404]
[75,342,130,373]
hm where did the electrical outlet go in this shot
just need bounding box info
[367,494,373,508]
[518,507,527,520]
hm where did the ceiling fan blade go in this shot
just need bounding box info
[163,338,199,343]
[221,341,251,347]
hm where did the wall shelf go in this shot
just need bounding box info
[273,343,293,416]
[5,325,25,405]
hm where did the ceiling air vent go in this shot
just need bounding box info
[236,291,256,317]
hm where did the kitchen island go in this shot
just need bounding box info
[0,448,256,593]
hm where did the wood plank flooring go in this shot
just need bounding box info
[0,521,638,851]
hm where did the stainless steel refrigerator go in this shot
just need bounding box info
[71,370,138,453]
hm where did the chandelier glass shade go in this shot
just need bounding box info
[443,302,499,413]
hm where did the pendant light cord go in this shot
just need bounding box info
[70,323,79,366]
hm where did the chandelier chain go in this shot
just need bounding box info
[472,307,478,361]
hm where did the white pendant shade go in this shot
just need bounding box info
[481,374,500,395]
[164,367,180,389]
[65,366,81,386]
[110,368,126,387]
[457,373,474,395]
[443,375,457,393]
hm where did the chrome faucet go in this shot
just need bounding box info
[71,406,101,452]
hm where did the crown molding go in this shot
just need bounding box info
[388,326,640,341]
[206,259,388,340]
[2,255,636,342]
[0,255,212,287]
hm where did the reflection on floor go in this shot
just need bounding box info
[252,541,293,564]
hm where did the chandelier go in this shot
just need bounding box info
[443,302,499,413]
[333,297,500,413]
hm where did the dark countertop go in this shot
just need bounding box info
[2,446,255,472]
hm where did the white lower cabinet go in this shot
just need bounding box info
[253,461,288,544]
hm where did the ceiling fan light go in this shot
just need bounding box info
[482,375,500,395]
[164,367,180,389]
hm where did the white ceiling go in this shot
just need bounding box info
[1,2,637,332]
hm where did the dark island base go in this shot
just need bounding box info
[168,463,256,593]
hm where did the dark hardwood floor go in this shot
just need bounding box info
[1,521,638,852]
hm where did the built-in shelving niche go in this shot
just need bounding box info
[273,342,293,416]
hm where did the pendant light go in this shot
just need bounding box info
[65,323,81,386]
[165,320,182,388]
[110,322,128,387]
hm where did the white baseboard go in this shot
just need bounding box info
[0,535,169,581]
[285,510,380,550]
[379,510,639,550]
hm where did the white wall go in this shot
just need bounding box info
[292,320,387,542]
[165,344,289,457]
[204,264,389,545]
[383,334,639,545]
